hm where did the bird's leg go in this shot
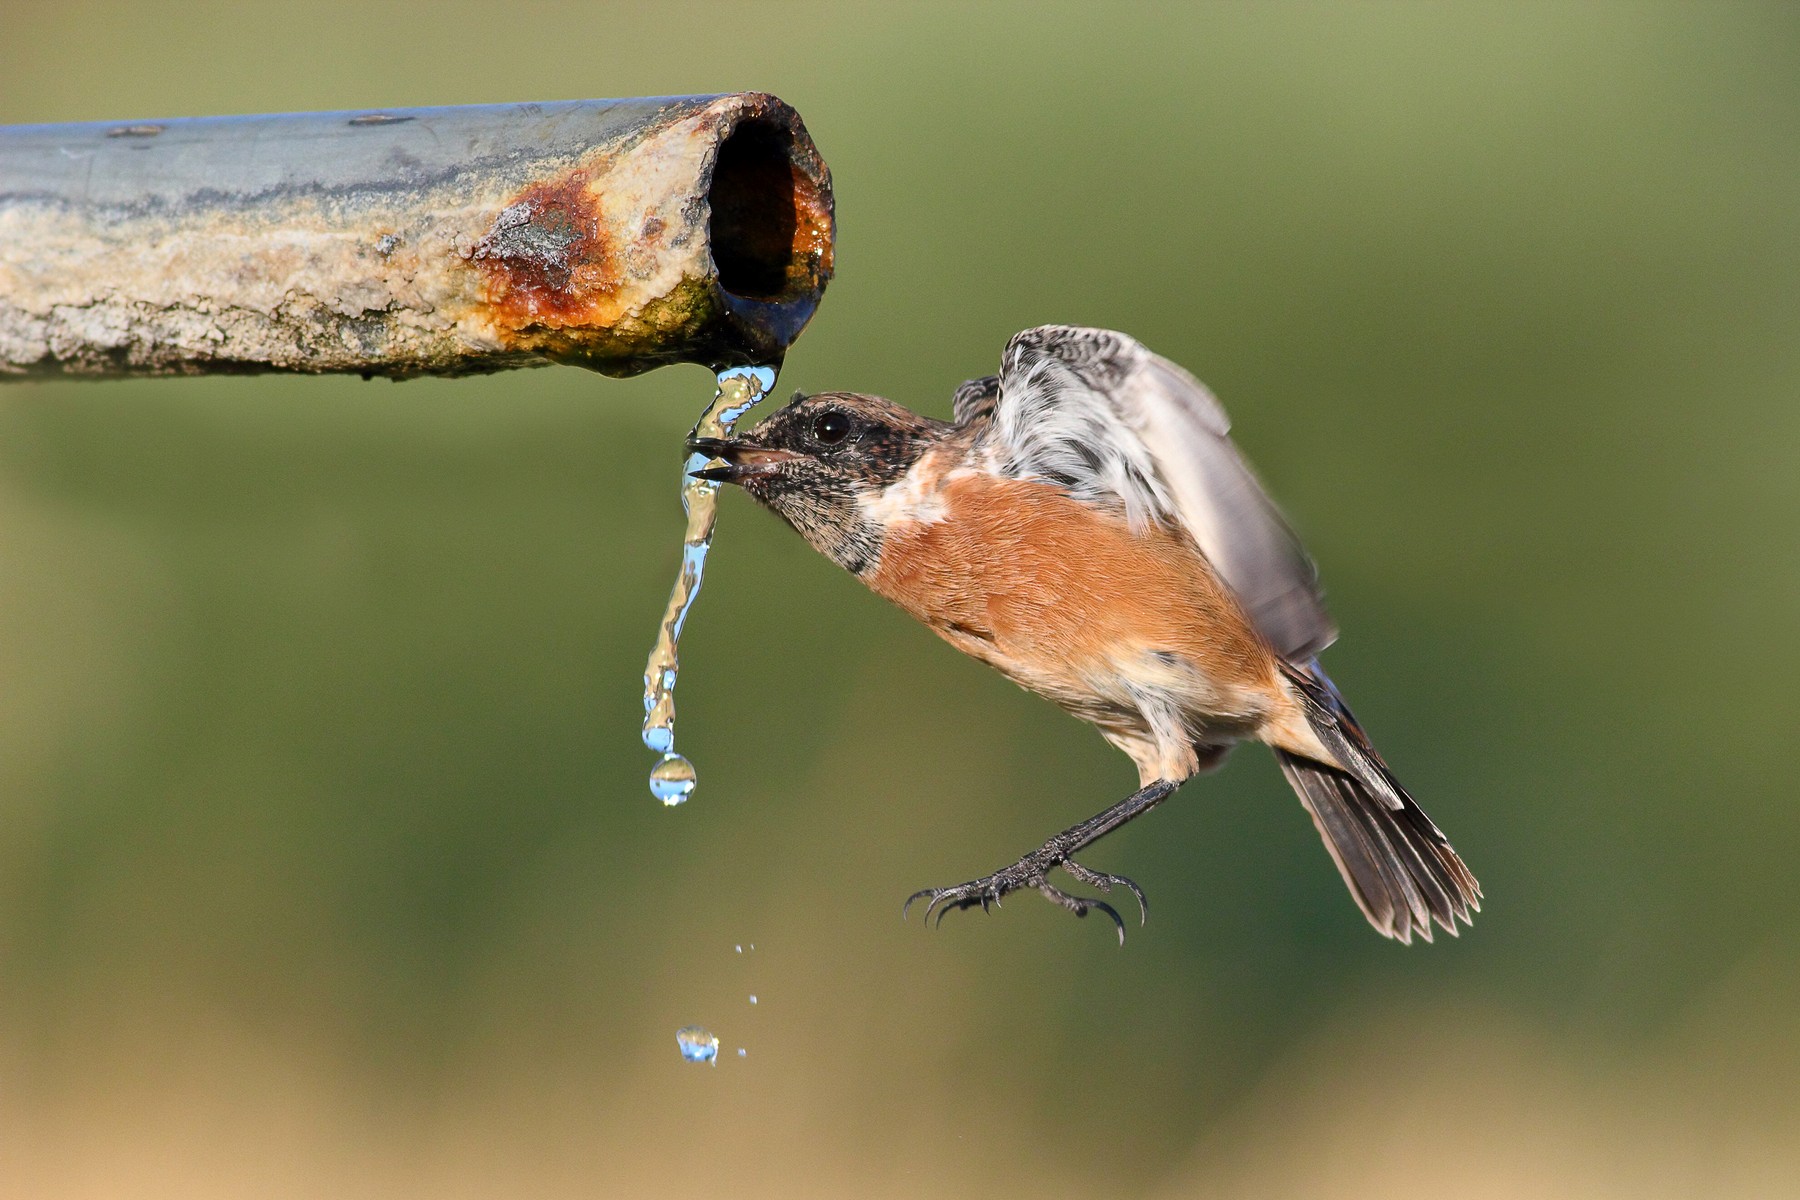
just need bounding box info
[904,778,1180,943]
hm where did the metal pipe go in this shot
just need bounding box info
[0,94,834,380]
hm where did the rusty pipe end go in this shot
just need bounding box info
[701,93,835,371]
[467,93,835,379]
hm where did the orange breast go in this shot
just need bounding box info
[864,473,1275,692]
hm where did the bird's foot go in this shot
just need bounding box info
[902,847,1147,944]
[1061,859,1148,925]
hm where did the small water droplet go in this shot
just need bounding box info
[649,754,696,806]
[676,1025,719,1065]
[737,1048,747,1058]
[748,994,758,1005]
[734,944,742,954]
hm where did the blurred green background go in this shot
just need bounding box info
[3,2,1799,1196]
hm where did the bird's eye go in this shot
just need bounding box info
[811,409,854,446]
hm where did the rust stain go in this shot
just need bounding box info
[791,165,835,289]
[470,170,620,337]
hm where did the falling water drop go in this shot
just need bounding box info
[676,1025,720,1065]
[640,363,779,804]
[648,753,697,806]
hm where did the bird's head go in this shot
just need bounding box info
[689,390,949,575]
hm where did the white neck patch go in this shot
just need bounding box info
[859,452,953,529]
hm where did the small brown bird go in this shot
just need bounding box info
[691,326,1479,942]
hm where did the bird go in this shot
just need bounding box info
[688,325,1479,943]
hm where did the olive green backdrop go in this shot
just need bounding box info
[2,3,1797,1196]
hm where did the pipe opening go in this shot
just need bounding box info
[709,118,816,302]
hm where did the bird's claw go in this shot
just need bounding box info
[1034,879,1127,944]
[1062,859,1148,926]
[902,855,1146,943]
[903,879,1007,927]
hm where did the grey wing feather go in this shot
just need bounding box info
[992,325,1336,660]
[951,375,1001,424]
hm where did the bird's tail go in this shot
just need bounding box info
[1275,661,1480,943]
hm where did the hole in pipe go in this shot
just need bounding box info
[708,118,809,301]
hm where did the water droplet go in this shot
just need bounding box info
[649,753,696,806]
[734,944,742,954]
[676,1025,719,1065]
[737,1048,747,1058]
[748,994,758,1005]
[638,364,779,803]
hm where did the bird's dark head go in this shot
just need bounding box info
[689,390,949,575]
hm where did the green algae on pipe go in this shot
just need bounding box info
[0,95,834,380]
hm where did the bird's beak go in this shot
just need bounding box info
[685,437,800,484]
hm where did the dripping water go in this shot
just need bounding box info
[640,363,778,804]
[675,1025,719,1065]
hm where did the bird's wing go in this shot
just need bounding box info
[988,325,1336,660]
[951,374,1001,424]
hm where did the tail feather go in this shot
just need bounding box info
[1277,662,1480,943]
